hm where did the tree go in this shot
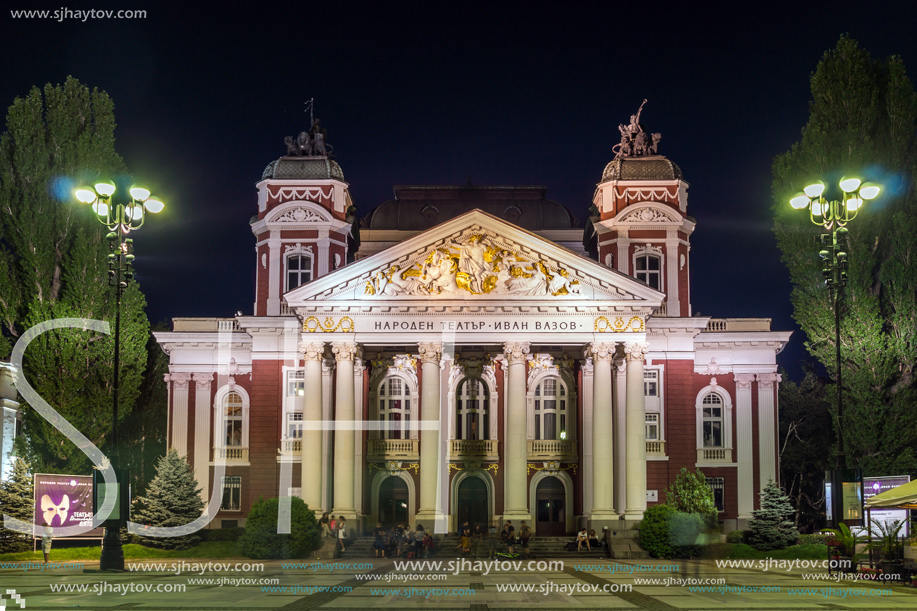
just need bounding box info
[240,496,320,559]
[0,456,33,553]
[778,369,833,530]
[666,467,718,526]
[748,480,800,551]
[0,77,151,475]
[772,36,917,476]
[131,450,204,550]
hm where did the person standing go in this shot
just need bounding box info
[372,522,387,558]
[471,524,484,559]
[519,521,532,557]
[320,512,331,539]
[501,521,515,554]
[41,520,53,565]
[487,524,498,558]
[337,516,347,552]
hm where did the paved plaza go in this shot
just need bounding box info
[2,556,916,610]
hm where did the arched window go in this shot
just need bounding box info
[286,254,312,291]
[534,377,568,440]
[378,376,411,439]
[634,253,662,290]
[701,393,724,448]
[456,378,489,440]
[224,392,244,447]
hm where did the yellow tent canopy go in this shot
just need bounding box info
[865,479,917,510]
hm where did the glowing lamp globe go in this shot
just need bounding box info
[803,181,825,198]
[75,187,97,204]
[790,194,809,209]
[143,197,164,213]
[859,184,880,200]
[94,182,116,197]
[129,186,151,202]
[839,177,861,193]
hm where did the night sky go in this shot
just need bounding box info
[4,1,917,380]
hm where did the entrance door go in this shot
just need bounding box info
[535,477,566,535]
[379,477,409,526]
[457,476,489,530]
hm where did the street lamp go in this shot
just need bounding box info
[74,181,164,570]
[789,176,880,528]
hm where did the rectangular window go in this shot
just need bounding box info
[705,476,725,512]
[286,254,313,291]
[287,370,305,396]
[287,412,303,438]
[645,413,659,441]
[221,476,242,512]
[644,370,659,397]
[703,407,723,447]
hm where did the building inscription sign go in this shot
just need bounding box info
[303,315,645,334]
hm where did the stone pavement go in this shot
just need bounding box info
[1,556,916,610]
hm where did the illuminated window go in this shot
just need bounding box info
[378,376,411,440]
[287,370,305,396]
[644,370,659,397]
[286,412,303,439]
[702,394,724,448]
[224,392,244,447]
[456,378,489,440]
[286,254,312,291]
[645,413,659,441]
[221,476,241,512]
[634,254,662,290]
[534,377,568,440]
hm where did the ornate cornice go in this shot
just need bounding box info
[503,342,530,365]
[734,373,755,390]
[300,341,325,362]
[332,342,359,362]
[417,342,443,365]
[624,341,649,362]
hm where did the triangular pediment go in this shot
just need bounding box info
[285,210,664,305]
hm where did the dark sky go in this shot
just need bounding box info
[3,1,917,380]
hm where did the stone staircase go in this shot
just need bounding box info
[324,531,648,560]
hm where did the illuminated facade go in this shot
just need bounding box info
[155,135,790,535]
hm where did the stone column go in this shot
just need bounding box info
[756,373,779,490]
[192,373,213,505]
[588,343,616,522]
[170,373,192,457]
[503,342,531,521]
[300,341,324,511]
[416,342,443,526]
[267,232,281,316]
[624,341,648,519]
[734,373,755,519]
[614,357,627,517]
[580,358,594,515]
[353,356,366,520]
[331,342,358,517]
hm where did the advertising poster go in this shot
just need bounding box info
[32,473,102,535]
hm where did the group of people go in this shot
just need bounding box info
[371,522,435,559]
[575,528,601,551]
[318,513,351,552]
[454,520,533,558]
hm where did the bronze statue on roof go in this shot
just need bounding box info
[613,99,661,159]
[283,99,333,157]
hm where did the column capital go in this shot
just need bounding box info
[163,373,172,384]
[418,342,442,364]
[587,342,616,361]
[734,373,755,390]
[580,357,594,376]
[191,372,213,391]
[502,342,530,365]
[614,357,627,375]
[623,341,649,362]
[170,373,192,389]
[332,341,359,362]
[756,372,781,389]
[300,341,325,361]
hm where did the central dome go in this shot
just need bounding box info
[261,156,345,181]
[601,156,683,182]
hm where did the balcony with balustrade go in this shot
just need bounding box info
[526,439,576,461]
[645,440,666,458]
[449,439,500,462]
[214,446,249,463]
[277,438,302,462]
[367,438,419,461]
[696,447,733,463]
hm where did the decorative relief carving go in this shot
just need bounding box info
[594,316,645,333]
[705,358,723,375]
[284,243,314,255]
[526,353,575,385]
[588,343,616,361]
[580,357,594,376]
[300,341,325,362]
[620,207,679,224]
[614,186,679,205]
[273,207,326,223]
[267,185,334,204]
[170,372,192,389]
[756,373,780,388]
[191,372,212,391]
[370,353,418,387]
[503,342,530,365]
[363,232,580,297]
[303,316,354,333]
[624,341,649,361]
[734,373,755,390]
[332,342,358,362]
[417,342,443,365]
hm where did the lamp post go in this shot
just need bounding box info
[789,177,880,528]
[74,182,164,570]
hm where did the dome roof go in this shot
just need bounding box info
[363,185,579,231]
[601,156,682,182]
[261,156,345,181]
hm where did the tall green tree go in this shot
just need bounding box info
[772,36,917,476]
[0,456,33,553]
[132,450,204,550]
[0,77,150,475]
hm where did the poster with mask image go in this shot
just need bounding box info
[33,473,102,535]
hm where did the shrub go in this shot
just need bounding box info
[726,529,746,544]
[747,480,799,551]
[240,497,319,559]
[666,467,719,527]
[205,527,246,542]
[640,505,678,558]
[797,533,831,546]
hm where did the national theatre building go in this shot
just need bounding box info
[155,113,790,535]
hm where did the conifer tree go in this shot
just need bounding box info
[132,450,204,550]
[0,456,33,552]
[748,480,799,551]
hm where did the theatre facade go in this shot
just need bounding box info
[155,117,790,535]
